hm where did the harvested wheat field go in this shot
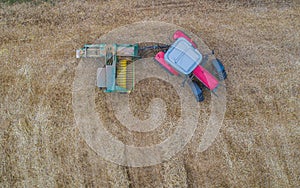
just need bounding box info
[0,0,299,187]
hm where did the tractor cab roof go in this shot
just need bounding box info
[165,38,202,75]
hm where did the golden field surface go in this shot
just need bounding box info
[0,0,299,187]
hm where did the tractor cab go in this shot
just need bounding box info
[164,37,202,75]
